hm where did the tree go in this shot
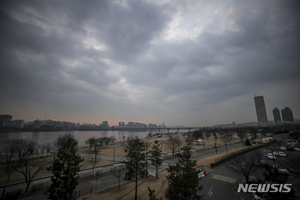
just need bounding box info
[227,150,262,183]
[245,139,252,148]
[123,138,147,200]
[204,132,211,140]
[1,139,18,181]
[89,137,103,175]
[220,132,233,151]
[103,137,111,148]
[165,136,182,157]
[185,134,194,146]
[144,140,152,175]
[46,133,84,200]
[85,137,96,151]
[37,144,46,157]
[193,130,204,142]
[149,140,162,179]
[110,136,116,146]
[165,145,203,200]
[46,143,52,157]
[237,132,246,147]
[148,187,162,200]
[12,139,45,193]
[213,133,218,154]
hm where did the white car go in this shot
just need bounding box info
[294,147,300,151]
[273,152,279,156]
[267,155,276,160]
[198,172,205,178]
[278,152,286,156]
[278,168,289,174]
[280,147,287,151]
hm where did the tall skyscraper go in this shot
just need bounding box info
[254,96,268,125]
[281,107,294,122]
[272,107,281,123]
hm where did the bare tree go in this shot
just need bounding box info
[89,137,103,174]
[15,139,36,164]
[45,143,52,157]
[103,137,111,148]
[165,136,182,157]
[220,132,233,151]
[185,134,194,146]
[12,139,45,193]
[237,132,246,146]
[205,132,211,140]
[213,133,218,154]
[110,136,116,146]
[227,150,262,183]
[37,144,46,157]
[1,139,18,181]
[122,135,126,145]
[85,136,96,151]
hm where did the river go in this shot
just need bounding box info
[0,129,189,147]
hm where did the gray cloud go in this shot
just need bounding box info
[0,0,299,126]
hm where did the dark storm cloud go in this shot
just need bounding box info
[0,0,299,125]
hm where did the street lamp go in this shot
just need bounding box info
[113,147,115,162]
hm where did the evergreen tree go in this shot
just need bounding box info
[46,133,84,200]
[149,140,162,179]
[124,138,147,200]
[245,139,252,148]
[165,145,203,200]
[148,187,162,200]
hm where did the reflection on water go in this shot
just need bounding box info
[0,130,178,146]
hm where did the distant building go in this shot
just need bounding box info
[0,114,12,127]
[272,107,281,123]
[254,96,268,125]
[14,120,25,128]
[281,107,294,122]
[102,121,108,128]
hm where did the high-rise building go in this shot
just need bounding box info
[0,114,12,127]
[272,107,281,123]
[254,96,268,125]
[281,107,294,122]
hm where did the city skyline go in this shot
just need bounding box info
[0,1,300,126]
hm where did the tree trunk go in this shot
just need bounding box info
[135,175,138,200]
[156,166,158,179]
[25,182,30,193]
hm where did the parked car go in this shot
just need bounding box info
[278,168,289,174]
[267,155,276,160]
[278,152,286,157]
[280,147,287,151]
[265,153,273,157]
[294,147,300,151]
[272,152,279,156]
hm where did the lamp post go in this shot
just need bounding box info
[113,147,115,162]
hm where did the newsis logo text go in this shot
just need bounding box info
[237,184,292,193]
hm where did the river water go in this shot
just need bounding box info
[0,129,188,147]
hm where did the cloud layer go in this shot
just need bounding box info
[1,0,299,126]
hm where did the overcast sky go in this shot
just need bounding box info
[1,0,299,126]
